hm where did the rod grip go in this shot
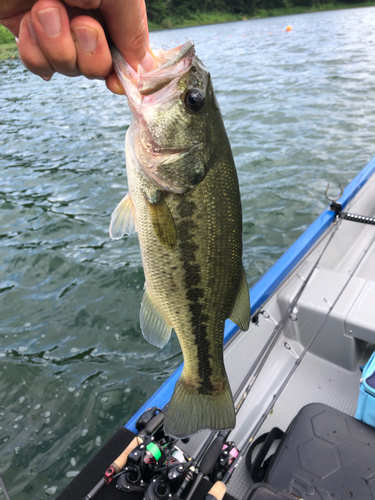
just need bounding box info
[110,436,142,473]
[199,433,226,475]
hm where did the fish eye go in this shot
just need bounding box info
[184,89,205,112]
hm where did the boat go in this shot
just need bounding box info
[56,155,375,500]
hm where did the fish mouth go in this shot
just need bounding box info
[140,135,201,168]
[111,40,197,106]
[144,135,193,159]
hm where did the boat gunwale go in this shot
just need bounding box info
[125,155,375,434]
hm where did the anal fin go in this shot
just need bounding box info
[140,288,172,348]
[229,265,251,331]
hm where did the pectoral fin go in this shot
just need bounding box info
[140,288,172,348]
[146,193,176,249]
[109,194,136,240]
[229,265,251,332]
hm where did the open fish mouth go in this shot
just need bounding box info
[111,40,196,106]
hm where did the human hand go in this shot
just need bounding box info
[0,0,155,94]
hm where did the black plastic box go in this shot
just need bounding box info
[265,403,375,499]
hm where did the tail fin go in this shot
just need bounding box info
[163,376,236,438]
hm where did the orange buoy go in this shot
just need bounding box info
[286,25,292,32]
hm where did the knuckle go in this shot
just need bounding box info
[129,25,147,54]
[81,67,100,78]
[19,51,53,78]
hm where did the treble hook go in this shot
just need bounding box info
[325,181,344,202]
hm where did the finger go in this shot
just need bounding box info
[0,1,36,20]
[17,11,55,80]
[70,15,112,79]
[30,0,79,77]
[63,0,101,9]
[0,13,27,37]
[106,72,125,95]
[100,0,156,72]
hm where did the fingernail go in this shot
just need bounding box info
[41,74,53,81]
[36,8,62,37]
[26,19,37,40]
[72,27,98,53]
[138,51,157,73]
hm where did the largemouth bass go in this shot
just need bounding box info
[109,41,250,438]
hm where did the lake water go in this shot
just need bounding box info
[1,6,375,498]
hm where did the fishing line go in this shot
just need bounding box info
[223,226,375,485]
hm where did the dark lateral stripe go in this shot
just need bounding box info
[176,196,214,394]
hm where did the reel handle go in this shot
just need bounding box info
[142,412,164,436]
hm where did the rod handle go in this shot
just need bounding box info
[110,436,143,473]
[199,433,226,475]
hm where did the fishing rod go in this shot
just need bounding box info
[0,476,11,500]
[233,219,338,411]
[222,226,375,486]
[231,178,365,412]
[228,183,369,419]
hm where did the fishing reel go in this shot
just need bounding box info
[117,437,163,492]
[208,441,238,482]
[116,433,190,497]
[144,444,191,500]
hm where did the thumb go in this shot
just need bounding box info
[100,0,155,72]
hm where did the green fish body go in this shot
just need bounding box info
[110,41,250,438]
